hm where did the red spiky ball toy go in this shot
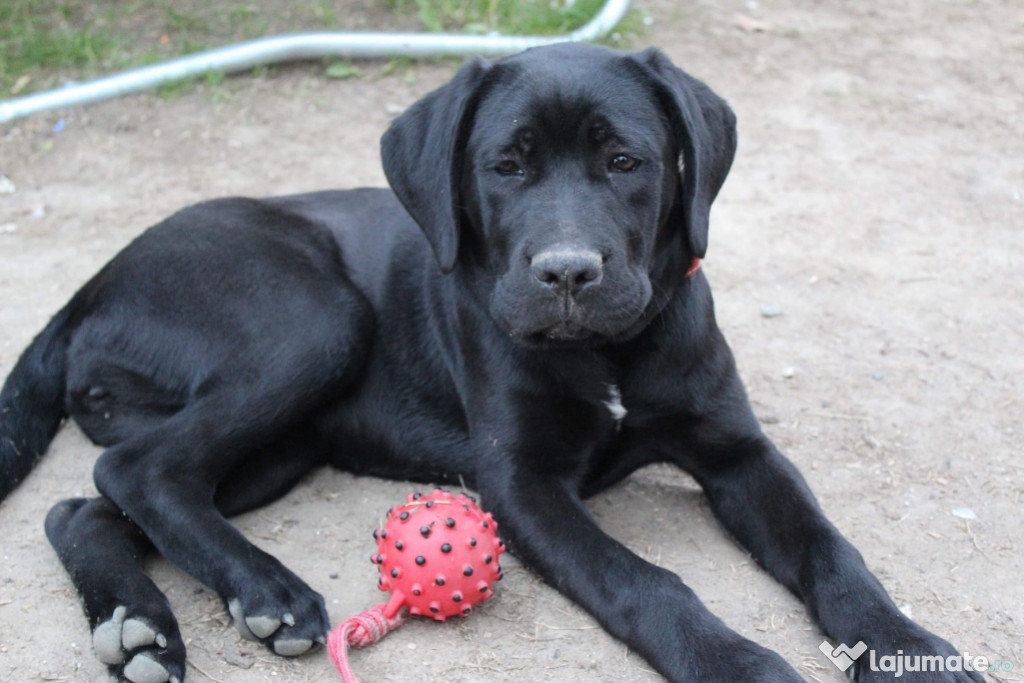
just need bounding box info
[327,489,505,681]
[373,489,505,620]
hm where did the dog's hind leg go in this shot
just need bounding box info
[45,497,185,683]
[44,426,336,683]
[45,198,376,671]
[85,282,372,664]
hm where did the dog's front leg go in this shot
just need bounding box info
[471,430,803,682]
[91,400,332,662]
[670,371,983,682]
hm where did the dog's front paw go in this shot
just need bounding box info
[92,604,186,683]
[851,627,985,682]
[225,560,329,657]
[715,639,805,683]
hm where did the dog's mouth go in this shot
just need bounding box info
[491,270,654,347]
[535,321,594,343]
[501,304,645,347]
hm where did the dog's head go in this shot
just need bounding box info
[382,43,736,346]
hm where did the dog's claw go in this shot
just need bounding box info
[123,651,171,683]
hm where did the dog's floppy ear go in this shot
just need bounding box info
[380,58,492,273]
[631,48,737,259]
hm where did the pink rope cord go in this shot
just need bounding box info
[327,603,405,682]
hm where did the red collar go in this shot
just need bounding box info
[685,257,702,279]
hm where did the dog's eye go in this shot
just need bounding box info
[609,155,641,173]
[495,160,524,176]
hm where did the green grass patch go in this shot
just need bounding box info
[325,62,364,80]
[0,1,645,100]
[0,1,120,95]
[384,0,644,42]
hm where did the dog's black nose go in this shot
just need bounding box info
[530,249,604,295]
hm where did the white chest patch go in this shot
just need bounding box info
[603,384,628,423]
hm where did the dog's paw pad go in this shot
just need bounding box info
[229,598,290,640]
[93,605,128,664]
[272,637,313,657]
[245,615,282,639]
[225,581,328,658]
[228,599,255,640]
[122,617,166,650]
[123,652,172,683]
[93,605,178,679]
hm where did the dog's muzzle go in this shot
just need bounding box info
[489,243,652,344]
[529,248,604,341]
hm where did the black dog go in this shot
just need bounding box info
[0,44,978,682]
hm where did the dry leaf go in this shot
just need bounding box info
[734,13,774,33]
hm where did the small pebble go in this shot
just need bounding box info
[760,304,785,318]
[781,366,796,379]
[329,572,339,579]
[0,175,15,194]
[951,508,976,520]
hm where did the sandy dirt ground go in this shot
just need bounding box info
[1,1,1022,681]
